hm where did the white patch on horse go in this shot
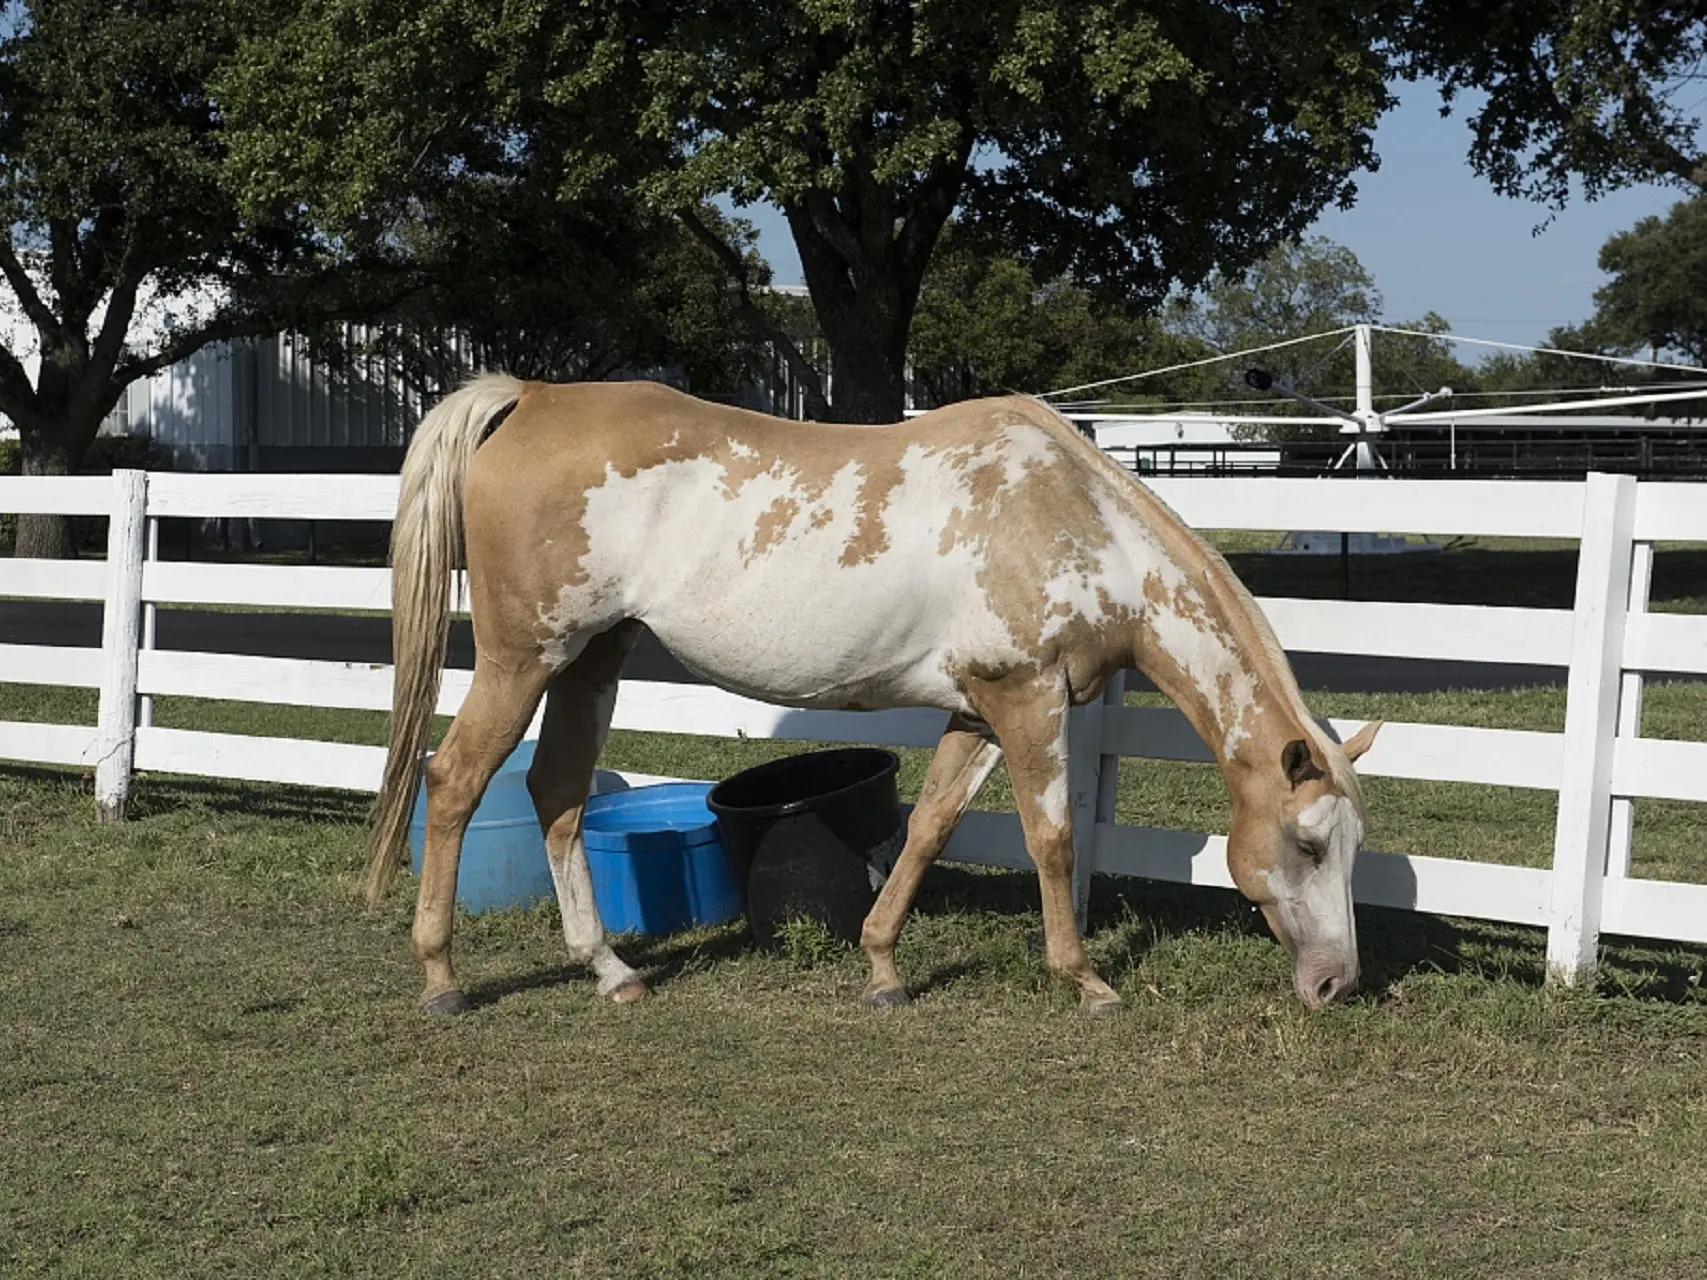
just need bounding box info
[728,440,758,459]
[993,419,1060,489]
[1038,724,1070,828]
[1262,792,1361,966]
[558,447,1030,715]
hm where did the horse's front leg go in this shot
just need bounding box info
[975,676,1121,1014]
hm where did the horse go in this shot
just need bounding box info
[367,375,1382,1016]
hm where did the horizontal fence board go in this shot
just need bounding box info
[0,475,112,515]
[1602,876,1707,946]
[1255,597,1574,667]
[1611,736,1707,802]
[143,561,397,611]
[0,644,102,688]
[610,680,951,749]
[1092,823,1553,926]
[941,808,1031,870]
[135,727,386,790]
[139,650,395,708]
[1148,478,1587,539]
[1623,611,1707,675]
[0,720,98,766]
[0,558,107,601]
[1633,486,1707,543]
[146,472,400,520]
[1101,706,1564,791]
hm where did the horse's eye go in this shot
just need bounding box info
[1297,840,1325,865]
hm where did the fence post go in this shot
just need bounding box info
[1606,540,1653,879]
[94,469,148,823]
[1545,472,1638,985]
[1070,670,1126,931]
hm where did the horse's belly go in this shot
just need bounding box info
[642,577,975,712]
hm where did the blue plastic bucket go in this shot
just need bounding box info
[409,739,553,914]
[582,783,743,935]
[409,750,742,932]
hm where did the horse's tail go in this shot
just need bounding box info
[365,373,525,905]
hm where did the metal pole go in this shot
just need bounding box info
[1353,323,1376,473]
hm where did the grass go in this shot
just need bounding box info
[7,534,1707,1274]
[5,760,1707,1277]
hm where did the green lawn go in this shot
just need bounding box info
[4,755,1707,1278]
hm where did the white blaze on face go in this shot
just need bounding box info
[1264,792,1362,965]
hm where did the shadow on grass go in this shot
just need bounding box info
[907,863,1707,1009]
[462,921,759,1010]
[126,775,373,825]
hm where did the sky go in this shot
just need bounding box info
[726,79,1689,357]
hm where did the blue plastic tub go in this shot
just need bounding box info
[582,783,743,935]
[409,748,742,932]
[410,739,553,914]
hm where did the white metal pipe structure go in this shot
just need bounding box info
[1393,386,1707,424]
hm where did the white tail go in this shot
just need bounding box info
[365,373,525,903]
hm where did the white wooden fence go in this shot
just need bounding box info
[4,469,1707,984]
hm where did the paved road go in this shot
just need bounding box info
[0,599,1587,693]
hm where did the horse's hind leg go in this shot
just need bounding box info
[527,622,647,1002]
[415,655,554,1014]
[860,714,1003,1008]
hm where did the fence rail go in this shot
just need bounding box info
[5,469,1707,975]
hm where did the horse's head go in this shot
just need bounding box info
[1226,720,1382,1010]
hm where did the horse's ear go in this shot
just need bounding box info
[1341,720,1384,764]
[1281,739,1324,787]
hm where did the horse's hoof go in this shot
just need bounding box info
[862,985,911,1010]
[606,977,648,1005]
[1080,989,1123,1017]
[420,988,470,1016]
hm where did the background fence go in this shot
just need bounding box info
[4,468,1706,983]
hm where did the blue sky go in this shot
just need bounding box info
[729,79,1688,355]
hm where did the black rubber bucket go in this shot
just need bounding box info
[707,747,905,950]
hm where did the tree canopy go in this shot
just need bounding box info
[0,0,428,555]
[1404,3,1707,205]
[231,0,1402,422]
[1575,196,1707,364]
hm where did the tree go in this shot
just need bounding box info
[1161,236,1381,434]
[1578,196,1707,364]
[906,227,1188,408]
[1403,4,1707,204]
[234,0,1401,423]
[370,193,770,401]
[0,0,429,558]
[1160,238,1482,439]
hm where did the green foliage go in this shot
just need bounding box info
[773,916,853,970]
[908,226,1197,405]
[1156,238,1480,439]
[361,199,771,398]
[1582,196,1707,364]
[229,0,1403,420]
[1403,3,1707,204]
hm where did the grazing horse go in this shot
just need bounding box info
[368,376,1382,1015]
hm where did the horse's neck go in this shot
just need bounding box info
[1124,547,1304,782]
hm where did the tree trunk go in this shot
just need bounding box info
[14,429,80,559]
[814,302,911,424]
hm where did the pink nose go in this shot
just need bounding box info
[1296,957,1358,1009]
